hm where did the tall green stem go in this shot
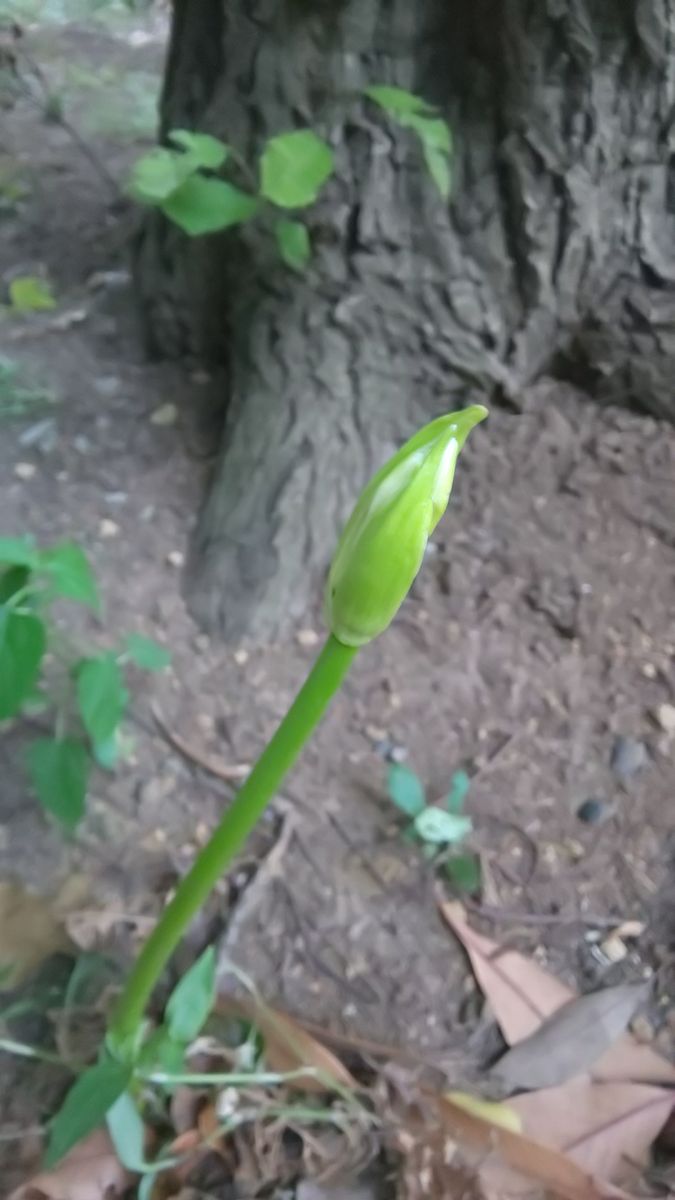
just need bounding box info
[110,635,357,1048]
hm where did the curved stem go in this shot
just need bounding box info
[110,635,358,1047]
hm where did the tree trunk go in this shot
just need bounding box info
[136,0,675,640]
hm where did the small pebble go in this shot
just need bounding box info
[73,435,92,454]
[600,934,627,964]
[234,648,249,665]
[94,376,120,397]
[610,736,649,781]
[576,798,607,825]
[99,518,119,539]
[14,461,36,480]
[373,738,408,763]
[150,403,178,427]
[167,550,184,568]
[654,703,675,734]
[295,628,319,648]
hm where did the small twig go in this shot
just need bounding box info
[152,703,251,782]
[462,896,622,929]
[14,39,120,197]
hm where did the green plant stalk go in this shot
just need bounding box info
[110,634,357,1048]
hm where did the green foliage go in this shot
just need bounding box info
[130,124,334,270]
[42,541,100,609]
[25,738,90,830]
[125,633,171,672]
[446,768,471,813]
[45,1057,131,1167]
[275,218,311,271]
[385,760,479,891]
[0,357,55,421]
[0,612,46,719]
[166,946,216,1044]
[163,176,259,236]
[445,853,482,894]
[168,129,228,169]
[386,762,426,817]
[0,535,170,830]
[260,129,334,208]
[7,275,56,313]
[365,85,453,199]
[363,85,434,116]
[414,806,472,845]
[77,653,128,745]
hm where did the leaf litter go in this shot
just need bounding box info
[6,898,675,1200]
[437,898,675,1195]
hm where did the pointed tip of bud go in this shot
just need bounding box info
[326,406,488,646]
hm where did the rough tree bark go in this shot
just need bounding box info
[135,0,675,640]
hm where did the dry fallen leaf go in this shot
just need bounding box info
[440,899,675,1085]
[439,900,574,1040]
[0,879,74,986]
[512,1077,673,1185]
[434,1091,625,1200]
[9,1130,131,1200]
[494,984,646,1091]
[216,994,358,1092]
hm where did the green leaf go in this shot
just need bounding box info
[25,738,90,831]
[126,633,171,671]
[446,769,470,814]
[414,807,472,845]
[0,536,38,568]
[0,565,30,604]
[41,541,99,610]
[163,176,259,236]
[445,853,482,894]
[137,1025,186,1074]
[92,732,119,770]
[398,114,452,198]
[400,114,451,153]
[166,946,216,1044]
[423,148,451,199]
[0,611,46,719]
[77,654,128,745]
[260,130,334,209]
[365,85,434,116]
[168,129,228,170]
[45,1057,131,1167]
[273,218,309,272]
[274,218,311,271]
[128,146,192,204]
[9,276,56,312]
[387,762,426,818]
[106,1091,148,1173]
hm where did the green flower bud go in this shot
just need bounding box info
[326,405,487,646]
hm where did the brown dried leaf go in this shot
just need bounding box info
[9,1130,131,1200]
[434,1091,625,1200]
[439,901,573,1041]
[216,994,358,1092]
[440,900,675,1085]
[494,985,646,1091]
[0,880,73,986]
[512,1077,673,1184]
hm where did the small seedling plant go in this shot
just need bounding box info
[0,535,170,830]
[129,86,452,269]
[386,762,481,893]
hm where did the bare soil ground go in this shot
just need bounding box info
[1,8,675,1193]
